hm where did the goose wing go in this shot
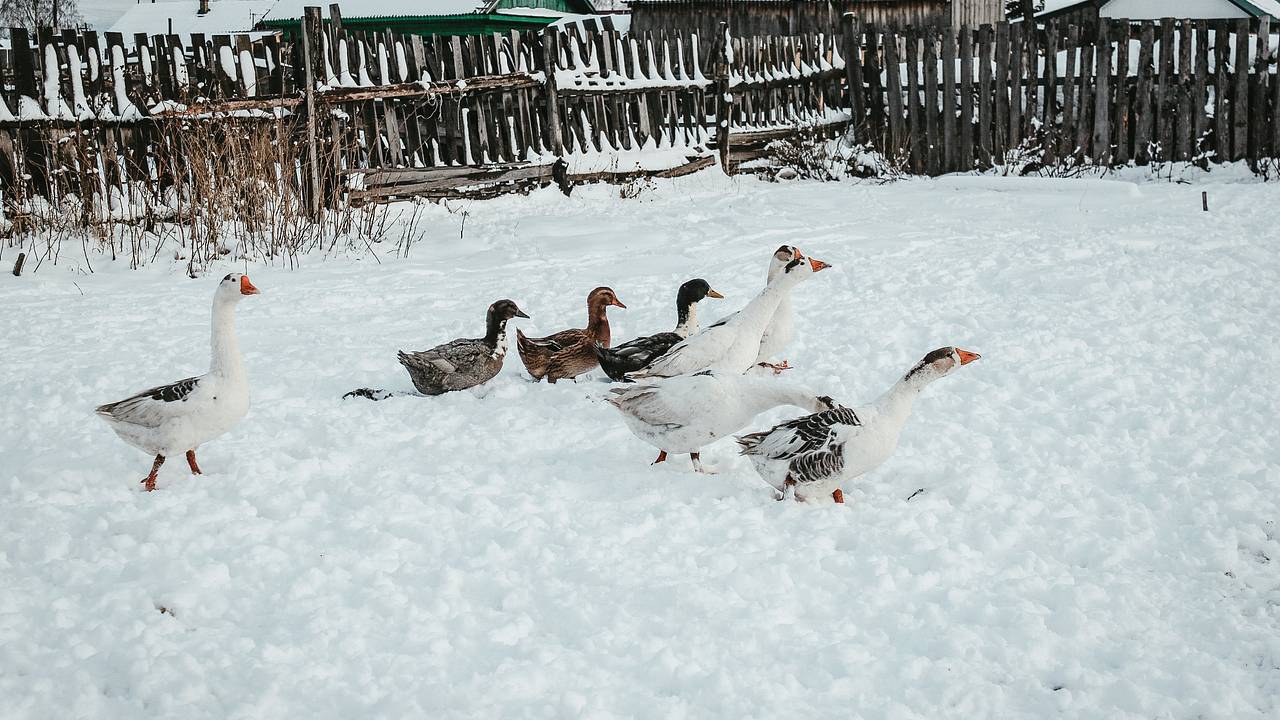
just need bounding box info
[627,325,737,378]
[606,373,728,430]
[95,376,209,429]
[737,406,861,460]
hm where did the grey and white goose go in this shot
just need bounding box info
[595,278,724,382]
[348,299,529,399]
[736,347,981,503]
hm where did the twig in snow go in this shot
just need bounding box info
[906,488,926,502]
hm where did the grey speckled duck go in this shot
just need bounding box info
[397,299,529,395]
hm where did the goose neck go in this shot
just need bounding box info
[210,298,244,377]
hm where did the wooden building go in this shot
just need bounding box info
[627,0,1004,39]
[257,0,602,37]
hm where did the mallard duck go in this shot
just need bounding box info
[595,278,723,382]
[709,245,803,373]
[394,299,529,395]
[607,370,835,473]
[96,273,261,491]
[737,347,981,503]
[517,286,626,383]
[628,255,829,380]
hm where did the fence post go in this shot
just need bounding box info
[713,21,733,173]
[300,6,324,218]
[841,13,864,144]
[540,28,565,157]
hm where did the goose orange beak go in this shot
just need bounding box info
[240,276,260,295]
[808,257,831,272]
[707,289,725,299]
[957,349,981,365]
[792,247,805,260]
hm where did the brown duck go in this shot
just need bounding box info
[517,287,626,383]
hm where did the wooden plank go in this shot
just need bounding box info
[1022,16,1038,140]
[1092,19,1111,164]
[884,28,906,160]
[1076,25,1095,159]
[1273,41,1280,161]
[1113,20,1131,164]
[1177,20,1194,161]
[1251,16,1270,162]
[906,29,926,172]
[1135,22,1156,164]
[1214,20,1231,161]
[541,29,565,156]
[1193,20,1210,154]
[976,24,993,166]
[994,21,1010,160]
[1040,22,1056,165]
[1009,20,1023,152]
[1061,24,1078,158]
[1157,18,1175,159]
[1231,17,1249,161]
[941,25,957,171]
[301,7,324,217]
[864,25,884,147]
[923,26,940,173]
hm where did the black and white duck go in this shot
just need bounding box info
[397,299,529,395]
[594,278,724,382]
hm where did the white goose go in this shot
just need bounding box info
[96,273,260,491]
[627,254,830,380]
[709,245,803,373]
[607,370,835,473]
[736,347,980,503]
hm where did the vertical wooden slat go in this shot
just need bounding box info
[1157,18,1175,159]
[1008,21,1023,151]
[1177,21,1194,161]
[960,25,974,170]
[905,29,925,172]
[845,14,866,145]
[1092,20,1111,165]
[864,25,884,147]
[884,28,905,160]
[994,21,1010,160]
[1061,24,1078,158]
[1250,16,1270,162]
[1214,20,1231,161]
[1135,22,1156,164]
[923,26,940,172]
[1193,20,1210,154]
[941,25,957,170]
[1231,17,1249,161]
[1113,20,1131,164]
[978,24,993,166]
[541,28,565,156]
[1041,22,1057,165]
[1076,27,1095,159]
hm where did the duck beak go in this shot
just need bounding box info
[707,289,725,299]
[611,298,627,309]
[240,276,261,295]
[957,349,981,365]
[515,308,530,319]
[808,257,831,272]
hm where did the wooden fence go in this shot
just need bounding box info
[842,15,1280,174]
[1,9,1279,230]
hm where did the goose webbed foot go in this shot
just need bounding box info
[652,450,668,465]
[832,488,844,504]
[140,454,165,492]
[186,449,202,475]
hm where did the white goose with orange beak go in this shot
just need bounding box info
[96,273,260,491]
[627,253,831,379]
[737,347,981,503]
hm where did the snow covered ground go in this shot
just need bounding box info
[2,169,1278,718]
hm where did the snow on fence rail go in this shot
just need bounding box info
[842,15,1280,174]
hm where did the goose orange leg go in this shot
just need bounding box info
[140,455,165,492]
[186,449,203,475]
[652,450,668,465]
[832,488,845,504]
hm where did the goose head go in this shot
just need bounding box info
[770,255,832,288]
[488,299,530,323]
[217,273,260,303]
[902,347,981,387]
[587,286,627,311]
[766,245,804,282]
